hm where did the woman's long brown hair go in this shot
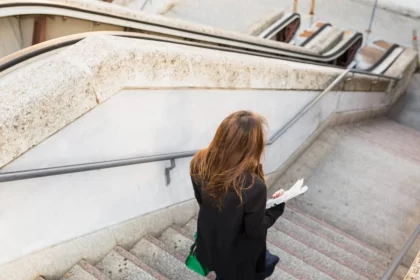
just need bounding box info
[190,110,267,208]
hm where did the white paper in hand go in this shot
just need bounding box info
[266,179,308,209]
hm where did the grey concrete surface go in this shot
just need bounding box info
[389,73,420,131]
[283,118,420,264]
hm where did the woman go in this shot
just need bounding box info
[190,110,286,280]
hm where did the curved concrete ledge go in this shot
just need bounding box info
[0,34,392,169]
[0,0,318,56]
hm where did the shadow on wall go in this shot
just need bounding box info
[388,73,420,131]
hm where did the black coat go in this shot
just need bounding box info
[192,174,285,280]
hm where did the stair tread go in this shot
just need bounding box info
[266,242,335,280]
[283,207,391,268]
[131,236,206,280]
[114,246,168,280]
[268,228,369,280]
[275,215,384,278]
[266,267,298,280]
[160,227,193,257]
[60,264,98,280]
[96,249,155,280]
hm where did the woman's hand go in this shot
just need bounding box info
[272,189,285,199]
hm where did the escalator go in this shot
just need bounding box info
[0,0,379,68]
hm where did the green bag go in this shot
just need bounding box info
[185,232,210,276]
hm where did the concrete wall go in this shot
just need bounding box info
[0,34,414,272]
[0,89,389,268]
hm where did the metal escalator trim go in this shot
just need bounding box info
[0,3,368,64]
[300,23,332,47]
[260,13,301,39]
[365,44,400,72]
[0,31,399,81]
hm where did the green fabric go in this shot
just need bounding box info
[185,232,210,276]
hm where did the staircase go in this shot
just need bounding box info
[34,118,420,280]
[38,206,395,280]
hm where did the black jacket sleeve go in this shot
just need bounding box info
[243,180,285,238]
[192,178,203,205]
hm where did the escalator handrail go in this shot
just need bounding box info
[365,43,400,72]
[260,13,300,39]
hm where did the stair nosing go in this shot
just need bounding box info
[287,205,390,258]
[114,245,169,280]
[266,237,345,280]
[273,222,378,279]
[78,259,111,280]
[145,235,187,262]
[282,210,389,270]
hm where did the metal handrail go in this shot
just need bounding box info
[0,61,373,184]
[382,224,420,280]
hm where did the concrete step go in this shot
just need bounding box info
[182,218,197,238]
[282,206,391,269]
[95,248,156,280]
[181,219,321,280]
[266,242,335,280]
[275,215,384,279]
[159,227,194,257]
[267,228,369,280]
[114,246,168,279]
[59,264,99,280]
[130,235,206,280]
[345,119,420,165]
[265,267,298,280]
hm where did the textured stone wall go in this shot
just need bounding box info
[405,250,420,280]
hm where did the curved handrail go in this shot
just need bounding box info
[0,62,371,184]
[300,23,332,47]
[365,44,400,72]
[0,1,363,64]
[381,224,420,280]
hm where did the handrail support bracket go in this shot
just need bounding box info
[165,159,176,186]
